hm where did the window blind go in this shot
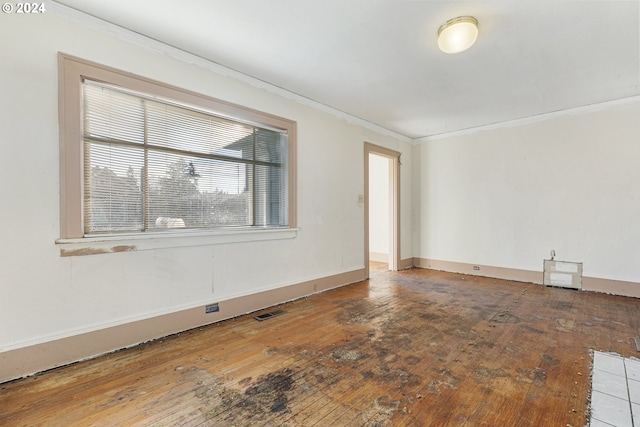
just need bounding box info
[82,80,288,234]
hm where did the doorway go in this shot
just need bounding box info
[364,142,401,279]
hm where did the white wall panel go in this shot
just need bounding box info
[415,103,640,283]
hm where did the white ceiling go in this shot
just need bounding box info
[53,0,640,139]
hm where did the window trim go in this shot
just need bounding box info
[58,53,297,243]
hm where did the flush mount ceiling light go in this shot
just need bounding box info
[437,16,479,54]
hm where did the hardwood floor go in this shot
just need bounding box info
[2,268,639,426]
[369,261,388,276]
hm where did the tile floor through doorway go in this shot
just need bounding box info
[591,351,640,426]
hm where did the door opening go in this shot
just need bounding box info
[364,142,400,279]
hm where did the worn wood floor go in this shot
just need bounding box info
[2,268,639,426]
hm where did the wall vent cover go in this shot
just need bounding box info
[543,259,582,290]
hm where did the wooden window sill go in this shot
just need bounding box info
[55,227,298,256]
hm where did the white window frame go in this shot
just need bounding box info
[56,54,297,255]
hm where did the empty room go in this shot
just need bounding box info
[1,1,639,426]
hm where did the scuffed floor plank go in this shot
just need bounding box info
[2,268,639,426]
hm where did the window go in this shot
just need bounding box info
[58,54,296,240]
[83,81,288,233]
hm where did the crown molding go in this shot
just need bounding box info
[412,95,640,144]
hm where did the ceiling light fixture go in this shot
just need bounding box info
[437,16,479,54]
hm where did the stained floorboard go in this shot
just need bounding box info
[2,268,639,426]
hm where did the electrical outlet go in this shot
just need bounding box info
[473,266,480,271]
[205,303,219,313]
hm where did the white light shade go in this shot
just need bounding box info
[437,16,479,54]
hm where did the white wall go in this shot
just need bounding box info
[414,102,640,285]
[369,154,389,258]
[0,11,412,355]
